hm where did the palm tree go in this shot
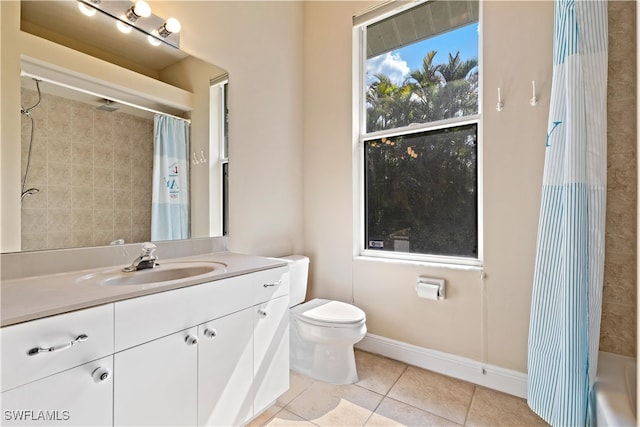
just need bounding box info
[434,52,479,119]
[366,74,415,131]
[437,52,478,84]
[406,51,441,122]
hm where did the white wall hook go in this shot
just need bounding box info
[192,150,207,165]
[530,80,538,106]
[496,87,504,112]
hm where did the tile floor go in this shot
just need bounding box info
[250,350,549,427]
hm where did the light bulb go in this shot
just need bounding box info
[147,33,162,47]
[125,0,151,21]
[165,17,181,34]
[133,1,151,18]
[116,18,132,34]
[157,17,181,38]
[78,2,96,16]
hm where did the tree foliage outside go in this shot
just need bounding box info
[365,50,479,258]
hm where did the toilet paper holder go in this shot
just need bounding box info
[416,276,446,300]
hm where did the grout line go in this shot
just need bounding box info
[359,359,409,426]
[385,363,409,396]
[280,374,315,410]
[463,385,478,426]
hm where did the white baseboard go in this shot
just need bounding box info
[355,333,528,399]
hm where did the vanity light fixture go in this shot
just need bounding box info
[124,0,151,22]
[76,0,181,49]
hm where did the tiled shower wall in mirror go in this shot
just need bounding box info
[20,88,153,251]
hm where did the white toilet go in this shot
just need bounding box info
[283,255,367,384]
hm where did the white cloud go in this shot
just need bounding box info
[367,52,410,86]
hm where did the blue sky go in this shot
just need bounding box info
[367,23,479,86]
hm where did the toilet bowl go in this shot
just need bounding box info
[282,256,367,384]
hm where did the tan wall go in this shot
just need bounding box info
[1,1,22,252]
[304,1,551,373]
[303,0,637,372]
[20,89,153,250]
[152,1,305,256]
[601,1,637,358]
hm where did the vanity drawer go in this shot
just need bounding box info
[114,267,289,352]
[1,304,114,392]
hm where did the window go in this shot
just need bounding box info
[357,0,480,263]
[210,77,229,236]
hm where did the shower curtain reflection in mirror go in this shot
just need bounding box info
[151,114,190,241]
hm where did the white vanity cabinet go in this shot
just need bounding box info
[1,356,114,427]
[196,294,291,426]
[253,295,290,415]
[197,309,254,426]
[0,305,114,426]
[1,264,290,427]
[112,265,290,426]
[113,327,199,427]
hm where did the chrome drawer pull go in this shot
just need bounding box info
[27,334,89,356]
[263,280,281,288]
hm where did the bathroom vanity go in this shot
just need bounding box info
[0,243,289,426]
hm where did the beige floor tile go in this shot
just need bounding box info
[355,350,408,395]
[277,371,315,407]
[248,405,284,427]
[286,380,384,426]
[364,397,462,427]
[465,387,549,427]
[387,366,474,425]
[263,409,317,426]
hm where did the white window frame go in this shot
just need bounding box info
[353,0,484,267]
[209,78,228,237]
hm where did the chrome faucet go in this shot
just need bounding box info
[122,242,159,272]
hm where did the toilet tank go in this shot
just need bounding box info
[281,255,309,306]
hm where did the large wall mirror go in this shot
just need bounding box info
[3,1,229,252]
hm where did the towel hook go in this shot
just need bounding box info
[496,87,504,112]
[530,80,538,106]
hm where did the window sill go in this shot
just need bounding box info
[354,253,484,272]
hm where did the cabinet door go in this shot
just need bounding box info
[253,296,290,414]
[1,356,113,426]
[114,327,198,427]
[197,309,254,426]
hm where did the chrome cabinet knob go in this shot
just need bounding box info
[204,328,217,338]
[92,367,111,383]
[185,335,198,346]
[258,309,267,318]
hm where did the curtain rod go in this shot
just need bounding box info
[20,70,191,124]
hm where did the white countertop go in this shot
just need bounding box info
[1,252,287,327]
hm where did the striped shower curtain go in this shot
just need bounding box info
[527,1,607,426]
[151,114,190,241]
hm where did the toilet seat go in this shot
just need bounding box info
[293,298,366,328]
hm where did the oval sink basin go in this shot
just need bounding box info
[76,261,227,287]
